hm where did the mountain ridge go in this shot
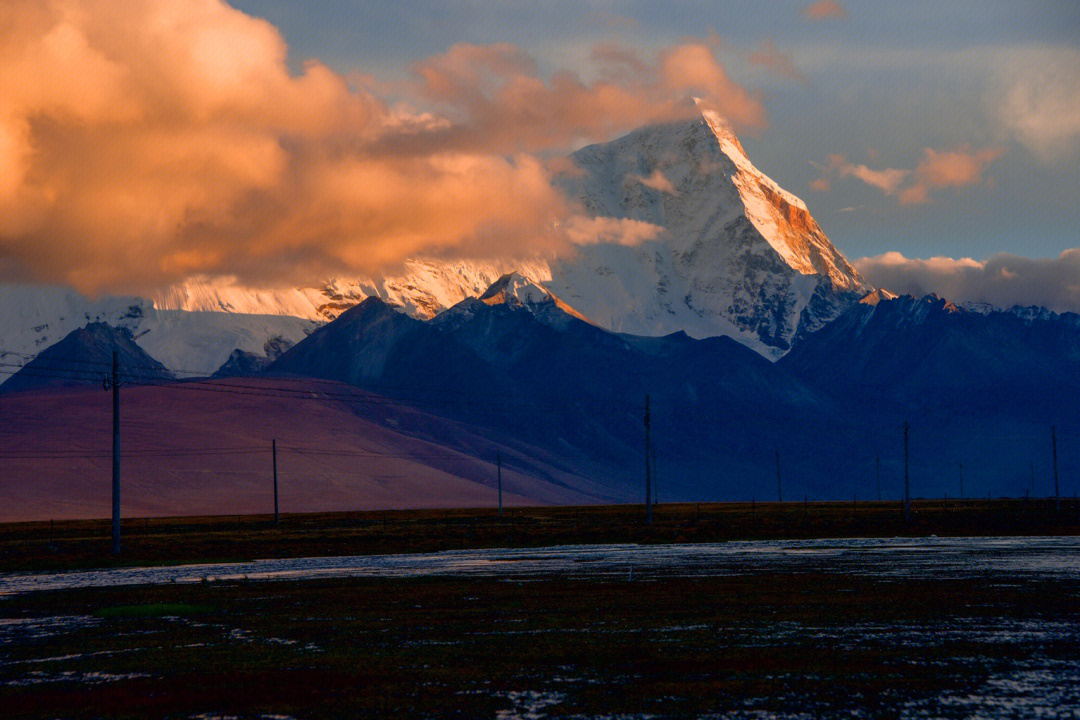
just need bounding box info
[4,277,1080,510]
[0,322,173,394]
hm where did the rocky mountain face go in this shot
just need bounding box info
[780,293,1080,415]
[211,336,294,378]
[267,284,825,498]
[6,275,1080,503]
[258,276,1080,502]
[774,294,1080,500]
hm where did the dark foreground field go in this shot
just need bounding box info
[2,548,1079,719]
[3,502,1079,718]
[1,498,1078,573]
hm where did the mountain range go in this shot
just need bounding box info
[0,108,869,376]
[4,269,1077,519]
[0,111,1076,519]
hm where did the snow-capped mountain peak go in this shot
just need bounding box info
[547,108,871,356]
[478,272,593,324]
[860,288,899,306]
[699,107,864,292]
[479,272,554,307]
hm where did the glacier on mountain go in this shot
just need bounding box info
[0,284,316,377]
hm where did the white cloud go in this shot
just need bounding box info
[635,169,678,195]
[563,216,665,247]
[997,48,1080,164]
[855,249,1080,313]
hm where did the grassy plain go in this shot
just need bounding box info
[1,498,1077,573]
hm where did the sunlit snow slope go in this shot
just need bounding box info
[543,109,868,357]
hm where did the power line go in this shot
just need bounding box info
[0,356,638,415]
[0,353,592,403]
[0,444,488,462]
[0,449,268,459]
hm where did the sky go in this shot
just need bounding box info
[2,0,1079,309]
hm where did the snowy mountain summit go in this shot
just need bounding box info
[542,107,869,356]
[478,272,593,325]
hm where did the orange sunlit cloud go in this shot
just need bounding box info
[407,41,766,154]
[748,39,807,84]
[802,1,848,21]
[0,0,764,295]
[813,146,1004,206]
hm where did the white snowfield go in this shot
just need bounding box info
[0,284,317,378]
[0,109,872,373]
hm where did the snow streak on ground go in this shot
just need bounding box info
[1,535,1078,596]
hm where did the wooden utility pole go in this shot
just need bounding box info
[644,394,652,525]
[651,444,658,507]
[109,350,121,554]
[497,451,503,516]
[272,439,279,525]
[1052,426,1061,512]
[903,421,911,525]
[959,461,963,501]
[775,450,782,503]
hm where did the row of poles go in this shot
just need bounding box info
[643,404,1066,527]
[105,350,508,554]
[103,360,1070,551]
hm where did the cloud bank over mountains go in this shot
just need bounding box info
[855,250,1080,314]
[0,0,1075,316]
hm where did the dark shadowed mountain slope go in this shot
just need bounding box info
[267,297,518,407]
[1,322,173,394]
[212,335,294,378]
[780,294,1080,418]
[267,281,829,500]
[212,349,273,379]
